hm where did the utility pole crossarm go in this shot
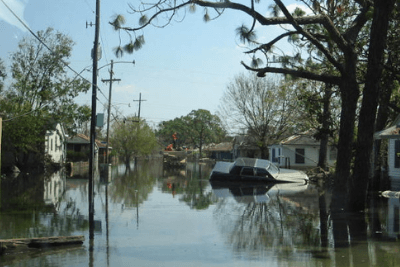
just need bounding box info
[102,78,121,83]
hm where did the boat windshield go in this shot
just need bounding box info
[211,161,233,174]
[266,162,279,177]
[234,158,279,177]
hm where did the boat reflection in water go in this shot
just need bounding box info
[210,180,311,204]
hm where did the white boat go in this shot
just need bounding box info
[209,157,308,184]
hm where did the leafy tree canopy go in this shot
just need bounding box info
[0,27,91,172]
[5,27,90,131]
[157,109,226,150]
[111,117,159,166]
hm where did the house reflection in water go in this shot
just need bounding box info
[43,170,66,208]
[380,191,400,239]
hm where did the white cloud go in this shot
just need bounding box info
[286,3,313,15]
[0,0,29,32]
[115,84,135,94]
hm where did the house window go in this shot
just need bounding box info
[272,148,281,163]
[295,148,305,164]
[329,147,337,160]
[272,148,276,162]
[51,139,53,151]
[395,140,400,168]
[278,148,281,162]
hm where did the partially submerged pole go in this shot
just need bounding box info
[89,0,101,240]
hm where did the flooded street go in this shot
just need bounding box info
[1,159,400,266]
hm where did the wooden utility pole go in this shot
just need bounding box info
[102,60,121,165]
[89,0,100,240]
[133,93,146,121]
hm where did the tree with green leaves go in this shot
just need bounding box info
[157,109,226,156]
[185,109,226,157]
[157,117,191,148]
[111,117,158,168]
[0,27,90,173]
[110,0,398,212]
[7,27,90,133]
[219,72,299,159]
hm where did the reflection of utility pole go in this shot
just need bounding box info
[133,93,146,121]
[105,183,110,266]
[135,190,139,229]
[102,60,121,165]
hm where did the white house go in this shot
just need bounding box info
[374,116,400,183]
[45,123,66,165]
[269,129,337,169]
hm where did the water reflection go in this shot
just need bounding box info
[211,182,320,259]
[2,160,400,266]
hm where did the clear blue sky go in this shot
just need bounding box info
[0,0,302,129]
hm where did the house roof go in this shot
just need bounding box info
[68,133,90,144]
[232,135,260,150]
[374,114,400,140]
[281,129,320,146]
[67,133,108,148]
[205,142,233,152]
[96,140,107,148]
[374,125,400,139]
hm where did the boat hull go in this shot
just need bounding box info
[209,158,308,184]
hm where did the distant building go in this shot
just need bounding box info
[66,133,110,163]
[45,123,67,166]
[270,129,337,169]
[232,135,261,159]
[66,133,92,162]
[204,142,233,161]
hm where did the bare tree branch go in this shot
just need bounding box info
[241,61,340,85]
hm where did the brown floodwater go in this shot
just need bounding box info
[1,158,400,267]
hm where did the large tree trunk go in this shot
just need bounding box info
[318,84,333,170]
[350,0,395,212]
[318,137,328,170]
[260,144,269,160]
[332,75,359,211]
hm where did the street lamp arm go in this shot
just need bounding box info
[97,60,135,71]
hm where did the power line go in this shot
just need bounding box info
[2,104,49,122]
[0,0,90,84]
[0,0,115,120]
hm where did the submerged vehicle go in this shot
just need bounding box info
[209,157,308,184]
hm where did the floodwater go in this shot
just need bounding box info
[1,158,400,267]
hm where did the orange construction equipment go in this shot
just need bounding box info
[165,144,173,151]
